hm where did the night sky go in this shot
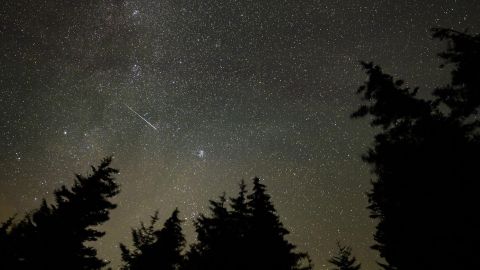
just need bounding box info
[1,1,479,269]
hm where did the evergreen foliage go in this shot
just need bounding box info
[0,157,120,269]
[328,243,361,270]
[184,177,312,270]
[353,28,480,269]
[120,209,185,270]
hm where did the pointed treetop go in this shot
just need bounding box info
[328,242,361,270]
[230,179,248,214]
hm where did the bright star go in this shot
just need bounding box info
[197,150,205,159]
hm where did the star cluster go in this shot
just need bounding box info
[1,1,479,269]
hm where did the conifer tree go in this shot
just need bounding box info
[184,178,312,270]
[0,217,16,266]
[120,211,161,269]
[228,180,251,270]
[246,177,312,270]
[0,157,120,270]
[120,209,185,270]
[353,28,480,269]
[230,180,248,218]
[328,243,361,270]
[184,194,233,270]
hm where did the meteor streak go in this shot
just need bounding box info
[124,104,158,130]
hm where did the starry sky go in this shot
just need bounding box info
[1,1,479,269]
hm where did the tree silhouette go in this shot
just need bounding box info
[247,177,312,270]
[228,180,251,269]
[120,212,159,269]
[0,216,16,266]
[431,28,480,118]
[353,28,480,269]
[183,194,233,270]
[230,180,248,219]
[0,157,120,269]
[120,209,185,270]
[184,177,312,270]
[328,243,361,270]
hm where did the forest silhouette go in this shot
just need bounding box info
[352,27,480,270]
[1,27,479,269]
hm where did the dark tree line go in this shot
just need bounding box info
[0,161,314,270]
[120,209,185,270]
[353,28,480,269]
[182,178,312,270]
[120,178,313,270]
[0,157,120,269]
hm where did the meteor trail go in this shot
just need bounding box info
[124,104,158,130]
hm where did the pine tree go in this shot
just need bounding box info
[230,180,248,218]
[0,216,16,266]
[0,157,120,269]
[228,180,251,270]
[120,211,161,270]
[155,209,185,269]
[184,178,312,270]
[328,243,361,270]
[120,209,185,270]
[246,177,312,270]
[184,194,233,270]
[353,28,480,269]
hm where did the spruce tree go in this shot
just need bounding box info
[184,178,312,270]
[184,194,233,270]
[246,177,312,270]
[0,217,16,266]
[230,180,248,218]
[0,157,120,269]
[353,28,480,269]
[228,180,250,270]
[120,211,161,269]
[120,209,185,270]
[328,243,361,270]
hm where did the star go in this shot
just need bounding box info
[1,1,478,269]
[196,149,205,159]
